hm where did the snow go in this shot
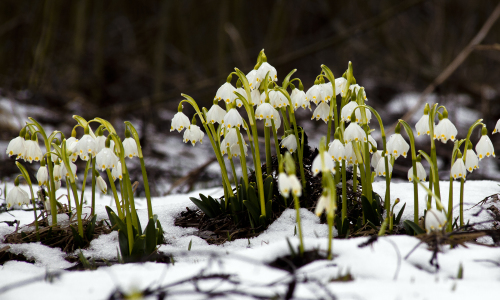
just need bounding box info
[1,180,500,299]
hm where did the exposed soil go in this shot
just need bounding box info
[268,249,327,273]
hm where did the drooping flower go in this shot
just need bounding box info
[280,135,297,153]
[96,146,118,171]
[371,150,383,169]
[255,103,275,120]
[278,173,301,198]
[415,114,430,136]
[111,162,123,181]
[319,83,333,103]
[221,128,245,148]
[264,109,281,129]
[206,104,226,124]
[76,134,97,161]
[269,90,288,108]
[66,137,80,162]
[354,106,371,124]
[123,137,139,158]
[424,208,447,233]
[257,62,278,82]
[37,165,48,187]
[344,122,366,143]
[375,157,392,177]
[53,179,61,191]
[183,125,204,146]
[53,163,62,181]
[315,189,336,217]
[235,87,246,108]
[223,109,244,129]
[305,85,323,105]
[96,175,107,194]
[290,88,310,110]
[170,111,191,132]
[344,142,359,166]
[250,89,261,106]
[465,149,479,172]
[450,158,466,180]
[367,135,377,153]
[311,152,335,176]
[24,139,43,163]
[246,69,261,90]
[386,133,410,159]
[215,82,236,104]
[311,102,330,123]
[6,185,30,208]
[408,162,427,182]
[61,162,78,179]
[341,101,357,123]
[494,119,500,134]
[328,139,346,162]
[476,133,495,160]
[6,136,25,159]
[289,175,302,197]
[434,118,457,143]
[335,77,348,97]
[349,84,366,100]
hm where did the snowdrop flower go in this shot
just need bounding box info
[215,82,236,104]
[278,173,301,198]
[112,162,123,181]
[280,135,297,153]
[37,165,48,186]
[328,139,346,162]
[221,128,245,148]
[246,69,261,90]
[270,90,288,108]
[335,77,348,97]
[315,190,335,216]
[371,150,383,169]
[223,108,244,129]
[222,143,248,158]
[375,157,392,177]
[206,104,226,124]
[450,157,466,180]
[170,111,191,132]
[66,137,80,162]
[367,135,377,153]
[96,175,107,194]
[53,163,62,181]
[320,83,333,103]
[386,133,410,159]
[53,179,61,191]
[408,162,426,182]
[235,87,246,108]
[250,89,261,106]
[24,139,43,163]
[476,131,495,160]
[123,137,138,158]
[264,110,281,129]
[183,124,204,146]
[7,185,30,208]
[425,208,447,233]
[255,103,275,120]
[311,152,335,176]
[415,113,430,136]
[290,88,310,110]
[344,142,359,166]
[94,135,106,153]
[341,101,357,123]
[6,135,25,159]
[311,102,330,123]
[306,85,323,105]
[344,123,366,143]
[434,117,457,143]
[61,162,78,179]
[96,146,118,171]
[494,119,500,134]
[349,84,366,100]
[354,106,371,124]
[465,148,479,172]
[76,134,97,161]
[257,62,278,82]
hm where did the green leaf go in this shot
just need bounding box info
[403,220,425,235]
[144,217,157,255]
[85,214,97,241]
[247,185,259,208]
[105,206,127,232]
[156,219,165,245]
[70,225,85,248]
[264,175,274,201]
[243,200,260,224]
[282,69,297,90]
[259,215,267,226]
[265,200,272,219]
[361,195,380,226]
[190,197,215,218]
[131,234,146,257]
[118,229,129,258]
[395,203,406,225]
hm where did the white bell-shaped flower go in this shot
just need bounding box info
[465,149,479,172]
[371,150,383,169]
[206,104,226,124]
[415,114,430,136]
[96,175,107,194]
[223,108,243,129]
[250,89,261,106]
[335,77,348,97]
[112,162,123,181]
[231,143,248,157]
[170,111,191,132]
[375,157,392,177]
[408,162,427,182]
[235,87,246,108]
[215,82,236,104]
[328,139,345,162]
[450,158,466,180]
[319,83,333,103]
[354,106,371,124]
[434,118,457,143]
[221,128,245,148]
[264,109,281,129]
[246,69,261,90]
[494,119,500,134]
[255,103,276,120]
[53,179,61,191]
[24,139,43,163]
[37,165,48,187]
[290,88,309,110]
[344,142,359,166]
[280,135,297,153]
[476,134,495,160]
[94,135,106,153]
[306,85,323,105]
[66,136,80,162]
[257,62,278,82]
[123,137,139,158]
[6,136,25,159]
[61,162,78,179]
[386,133,410,159]
[344,122,366,143]
[7,185,30,208]
[183,124,204,146]
[367,135,377,153]
[311,102,330,123]
[341,101,357,123]
[269,90,288,108]
[76,134,97,160]
[96,147,118,171]
[311,152,335,176]
[53,164,62,181]
[278,172,291,198]
[315,190,336,216]
[425,208,447,233]
[289,174,302,197]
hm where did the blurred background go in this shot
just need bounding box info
[1,0,500,196]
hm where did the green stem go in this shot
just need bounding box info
[341,160,347,221]
[398,120,419,223]
[293,194,304,256]
[460,178,465,227]
[91,157,96,216]
[70,183,84,237]
[106,169,123,219]
[80,157,91,213]
[66,178,72,216]
[236,127,249,187]
[264,126,272,175]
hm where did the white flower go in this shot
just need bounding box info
[415,114,430,136]
[341,101,357,123]
[123,137,138,158]
[6,136,25,159]
[112,162,123,181]
[255,103,276,120]
[386,133,410,159]
[425,208,447,233]
[335,77,348,97]
[278,173,301,198]
[371,150,383,169]
[368,135,377,153]
[349,84,364,98]
[221,128,245,148]
[280,135,297,153]
[96,147,118,171]
[264,110,281,129]
[61,162,77,179]
[53,179,61,191]
[494,119,500,134]
[465,149,479,172]
[328,139,345,162]
[170,111,191,132]
[259,91,267,106]
[289,175,302,197]
[408,162,427,182]
[257,62,277,82]
[246,69,261,90]
[290,88,309,110]
[215,82,236,104]
[319,83,333,103]
[344,142,359,166]
[476,134,495,160]
[206,104,226,124]
[354,106,371,124]
[24,139,43,163]
[67,137,80,162]
[269,90,288,108]
[250,89,261,106]
[76,134,97,160]
[235,87,246,108]
[53,164,62,181]
[450,158,466,180]
[96,176,107,194]
[37,166,48,186]
[375,157,392,177]
[7,186,30,208]
[223,108,243,129]
[183,125,204,146]
[311,152,335,176]
[222,143,248,158]
[311,102,330,123]
[94,136,106,153]
[434,118,457,143]
[344,123,366,143]
[305,85,323,105]
[315,190,336,216]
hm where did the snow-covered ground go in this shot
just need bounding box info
[0,180,500,299]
